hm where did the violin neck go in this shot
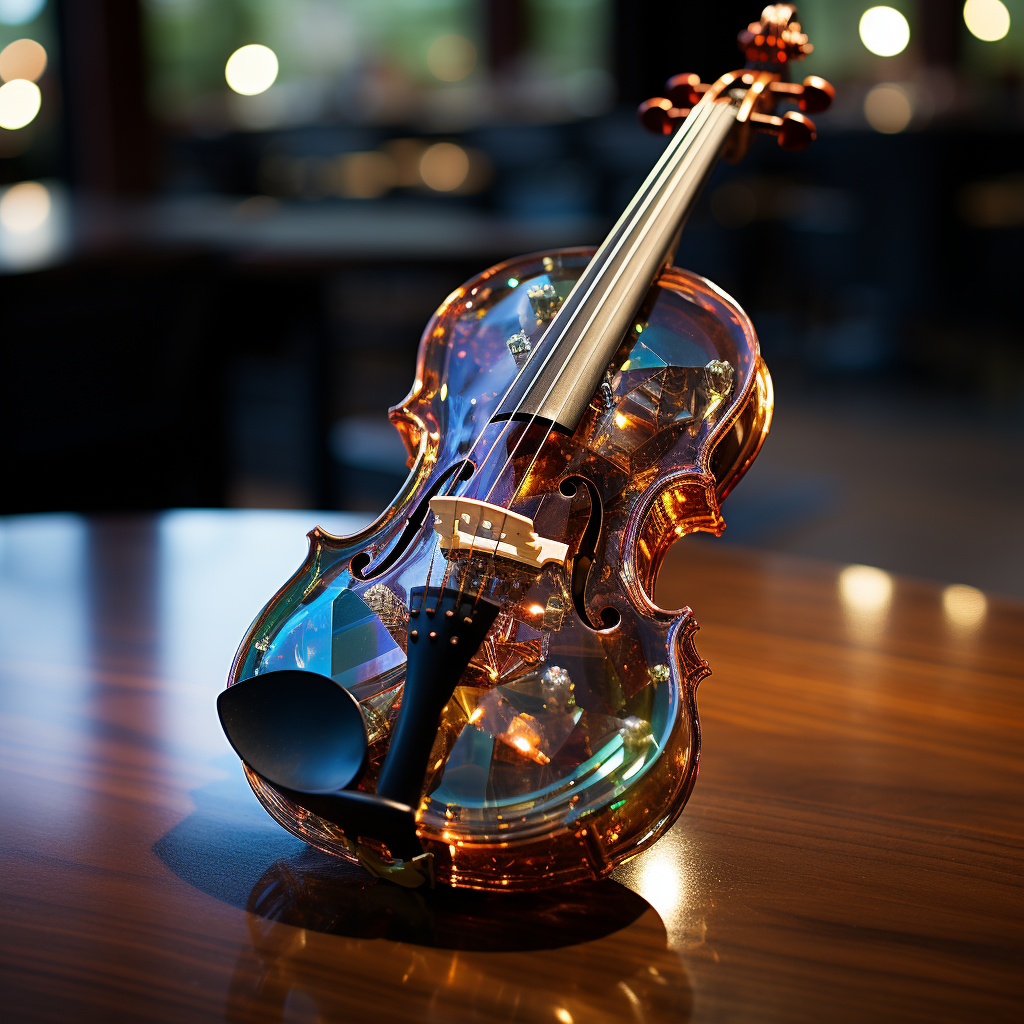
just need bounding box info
[494,96,737,433]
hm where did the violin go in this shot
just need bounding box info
[219,5,833,890]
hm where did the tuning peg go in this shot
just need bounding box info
[749,109,817,151]
[664,73,705,108]
[637,96,688,136]
[797,75,834,113]
[768,75,835,114]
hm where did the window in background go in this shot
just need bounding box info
[142,0,612,138]
[0,0,66,271]
[0,0,58,176]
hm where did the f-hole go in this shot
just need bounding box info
[560,475,620,630]
[351,460,474,581]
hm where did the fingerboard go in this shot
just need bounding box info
[493,96,738,431]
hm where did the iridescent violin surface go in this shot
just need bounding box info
[225,5,831,890]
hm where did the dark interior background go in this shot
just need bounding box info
[1,0,1022,598]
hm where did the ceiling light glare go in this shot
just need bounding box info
[225,44,279,97]
[0,0,47,27]
[838,564,894,613]
[426,34,477,82]
[942,583,987,631]
[0,179,50,233]
[0,38,46,82]
[419,142,470,192]
[964,0,1010,41]
[864,82,914,133]
[859,6,911,56]
[0,77,40,129]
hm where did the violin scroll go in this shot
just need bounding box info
[637,5,834,154]
[738,4,814,66]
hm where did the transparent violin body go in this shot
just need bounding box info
[229,247,772,890]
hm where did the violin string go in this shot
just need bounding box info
[421,98,722,601]
[423,531,440,607]
[481,101,726,513]
[438,541,455,594]
[468,101,717,507]
[481,104,721,511]
[463,106,722,614]
[437,104,704,507]
[476,507,510,611]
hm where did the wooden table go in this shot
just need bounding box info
[1,511,1021,1023]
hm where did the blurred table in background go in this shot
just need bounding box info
[0,511,1021,1023]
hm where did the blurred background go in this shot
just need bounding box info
[0,0,1022,598]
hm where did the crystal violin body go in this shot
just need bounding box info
[224,5,831,890]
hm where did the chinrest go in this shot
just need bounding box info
[217,669,369,794]
[218,588,500,866]
[218,670,423,859]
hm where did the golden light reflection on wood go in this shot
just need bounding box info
[0,512,1021,1021]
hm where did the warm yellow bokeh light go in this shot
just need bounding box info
[942,584,987,631]
[864,82,914,133]
[0,179,50,233]
[958,176,1024,227]
[859,6,911,56]
[0,38,46,82]
[419,142,470,192]
[333,151,397,199]
[225,44,279,96]
[426,34,477,82]
[0,77,40,129]
[964,0,1010,41]
[838,564,894,613]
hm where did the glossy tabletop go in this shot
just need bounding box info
[1,511,1021,1023]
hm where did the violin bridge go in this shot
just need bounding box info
[428,497,569,570]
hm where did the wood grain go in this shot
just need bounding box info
[0,512,1020,1023]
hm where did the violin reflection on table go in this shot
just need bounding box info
[218,6,833,890]
[226,851,692,1024]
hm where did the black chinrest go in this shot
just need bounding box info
[218,587,499,863]
[218,669,369,793]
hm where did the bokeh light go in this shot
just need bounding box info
[419,142,469,192]
[0,179,49,233]
[964,0,1010,41]
[225,44,279,97]
[864,82,914,133]
[426,34,476,83]
[334,151,397,199]
[839,564,894,645]
[942,584,987,632]
[839,564,894,612]
[382,138,428,187]
[0,38,46,82]
[0,0,46,26]
[958,176,1024,227]
[0,77,40,129]
[859,7,911,57]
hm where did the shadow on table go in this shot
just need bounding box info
[155,764,692,1022]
